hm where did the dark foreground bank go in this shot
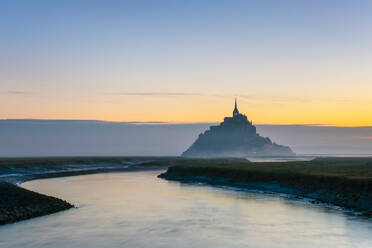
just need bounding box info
[0,182,73,225]
[159,157,372,217]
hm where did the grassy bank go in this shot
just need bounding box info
[0,156,250,169]
[158,157,372,217]
[0,156,177,170]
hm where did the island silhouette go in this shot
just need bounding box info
[182,99,295,157]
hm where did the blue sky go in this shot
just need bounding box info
[1,0,372,124]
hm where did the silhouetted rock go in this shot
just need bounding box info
[182,99,295,157]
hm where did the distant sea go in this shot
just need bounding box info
[1,119,372,157]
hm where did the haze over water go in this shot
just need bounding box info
[1,119,372,156]
[1,171,370,248]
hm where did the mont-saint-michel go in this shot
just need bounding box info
[182,99,295,157]
[3,1,372,246]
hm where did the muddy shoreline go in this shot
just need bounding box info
[158,160,372,218]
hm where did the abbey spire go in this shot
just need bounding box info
[233,98,239,117]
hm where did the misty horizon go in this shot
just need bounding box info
[1,119,372,157]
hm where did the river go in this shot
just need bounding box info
[0,170,371,248]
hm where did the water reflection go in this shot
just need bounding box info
[0,171,371,248]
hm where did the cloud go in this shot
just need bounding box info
[353,136,372,140]
[235,94,371,105]
[236,94,311,103]
[107,92,204,96]
[104,92,371,106]
[116,121,170,124]
[0,91,33,95]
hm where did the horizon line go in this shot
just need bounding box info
[2,118,372,128]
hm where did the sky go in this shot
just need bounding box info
[1,0,372,125]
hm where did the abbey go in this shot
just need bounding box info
[182,99,295,157]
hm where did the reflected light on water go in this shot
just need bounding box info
[0,171,371,248]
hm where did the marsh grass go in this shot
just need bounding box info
[159,157,372,216]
